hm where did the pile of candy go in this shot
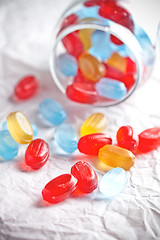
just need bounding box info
[1,75,160,204]
[53,0,154,105]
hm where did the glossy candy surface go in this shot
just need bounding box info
[71,161,98,193]
[39,98,66,125]
[138,127,160,153]
[66,82,98,104]
[57,53,78,77]
[78,53,106,82]
[54,124,78,153]
[96,78,127,100]
[25,139,49,170]
[7,112,33,144]
[78,133,112,155]
[98,145,135,171]
[81,113,108,136]
[99,167,128,198]
[42,174,77,204]
[116,126,137,152]
[14,75,39,100]
[0,130,19,160]
[78,28,93,50]
[107,52,127,73]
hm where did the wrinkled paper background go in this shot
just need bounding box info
[0,0,160,239]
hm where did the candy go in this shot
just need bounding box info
[66,82,98,104]
[81,113,108,136]
[57,53,78,77]
[98,145,135,171]
[42,174,77,204]
[62,32,83,58]
[31,124,38,138]
[14,75,39,100]
[2,121,8,130]
[39,98,66,125]
[54,123,78,153]
[96,78,127,100]
[99,167,128,198]
[60,14,78,32]
[126,57,137,74]
[78,28,93,50]
[78,53,106,82]
[7,112,33,144]
[107,52,127,73]
[138,127,160,153]
[0,130,19,160]
[25,139,49,170]
[71,161,98,193]
[119,74,136,91]
[84,0,101,7]
[116,126,137,152]
[89,30,113,60]
[76,5,100,20]
[78,133,112,155]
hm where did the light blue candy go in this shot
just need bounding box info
[111,43,134,59]
[57,53,78,77]
[54,123,78,153]
[99,167,128,198]
[96,77,127,100]
[76,6,100,20]
[0,130,19,161]
[89,30,113,60]
[2,121,8,130]
[39,98,67,125]
[31,124,38,138]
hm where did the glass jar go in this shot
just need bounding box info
[49,0,156,106]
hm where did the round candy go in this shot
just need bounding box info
[42,174,77,204]
[14,75,39,100]
[78,53,106,82]
[71,161,98,193]
[7,112,33,144]
[39,98,66,125]
[57,53,78,77]
[98,145,135,171]
[25,139,49,170]
[54,123,78,153]
[99,167,128,198]
[81,113,108,136]
[78,133,112,155]
[0,130,19,160]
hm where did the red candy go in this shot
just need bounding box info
[126,57,137,74]
[84,0,101,7]
[25,139,49,170]
[78,133,112,155]
[71,161,98,193]
[14,75,39,100]
[66,82,98,104]
[60,14,78,32]
[42,174,77,204]
[116,126,137,152]
[62,32,83,58]
[119,74,136,91]
[138,127,160,153]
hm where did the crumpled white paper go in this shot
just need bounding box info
[0,0,160,240]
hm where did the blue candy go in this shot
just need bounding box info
[111,43,134,59]
[57,53,78,77]
[39,98,67,125]
[0,130,19,161]
[76,6,100,20]
[31,124,38,138]
[2,121,8,130]
[54,123,78,153]
[96,78,127,100]
[89,30,113,60]
[99,167,128,198]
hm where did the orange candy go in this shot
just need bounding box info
[78,29,93,50]
[78,53,106,82]
[106,52,127,73]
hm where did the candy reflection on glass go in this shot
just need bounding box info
[7,112,33,144]
[39,98,66,125]
[81,112,108,136]
[98,145,135,171]
[14,75,39,100]
[78,133,112,155]
[99,167,128,198]
[54,123,78,153]
[57,53,78,77]
[71,161,98,193]
[25,139,49,170]
[0,130,19,161]
[96,78,127,100]
[42,174,77,204]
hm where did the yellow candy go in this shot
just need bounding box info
[106,52,127,73]
[98,145,135,171]
[78,29,94,50]
[7,111,33,144]
[81,113,108,136]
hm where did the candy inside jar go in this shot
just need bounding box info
[50,0,155,106]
